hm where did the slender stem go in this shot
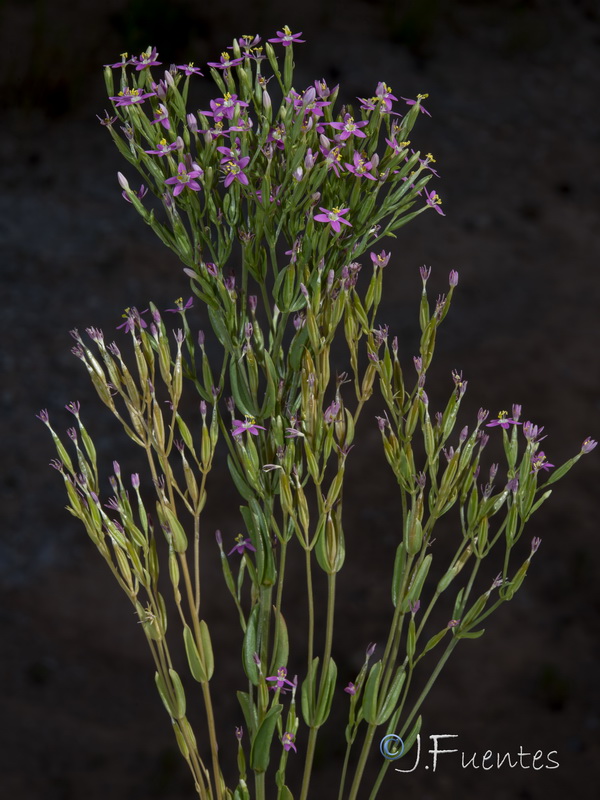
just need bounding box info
[299,727,318,800]
[368,637,460,800]
[305,548,315,670]
[347,723,378,800]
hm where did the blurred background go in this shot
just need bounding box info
[1,0,599,798]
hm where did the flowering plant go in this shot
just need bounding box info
[39,29,595,800]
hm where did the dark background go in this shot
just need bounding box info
[1,1,599,798]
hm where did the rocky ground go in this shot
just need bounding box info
[1,1,599,798]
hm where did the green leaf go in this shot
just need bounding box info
[227,455,256,502]
[168,668,187,719]
[362,660,382,725]
[391,543,407,608]
[183,624,206,682]
[269,608,289,676]
[242,605,260,685]
[315,657,338,727]
[230,359,256,417]
[249,703,283,773]
[237,690,258,733]
[199,619,214,680]
[301,657,319,726]
[376,667,406,725]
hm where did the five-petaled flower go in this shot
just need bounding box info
[345,151,377,180]
[531,451,554,473]
[145,138,180,156]
[232,415,266,437]
[269,26,305,46]
[132,47,161,70]
[228,534,256,556]
[177,62,204,76]
[165,297,194,313]
[328,113,368,140]
[109,87,157,106]
[282,732,297,752]
[222,157,251,187]
[314,206,352,233]
[486,410,522,430]
[165,162,203,196]
[425,188,445,216]
[266,667,296,693]
[401,93,431,116]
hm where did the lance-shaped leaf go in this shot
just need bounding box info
[249,703,283,773]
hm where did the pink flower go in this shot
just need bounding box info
[177,62,204,76]
[401,94,431,116]
[165,162,203,196]
[344,151,377,180]
[328,113,368,140]
[282,732,297,752]
[109,87,157,106]
[231,415,266,437]
[131,47,161,70]
[228,534,257,556]
[266,667,296,693]
[486,411,522,430]
[269,26,305,46]
[314,206,352,233]
[222,157,250,188]
[530,452,554,473]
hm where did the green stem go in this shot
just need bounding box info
[368,637,459,800]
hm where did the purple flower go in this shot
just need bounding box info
[328,113,368,140]
[447,619,460,628]
[282,732,297,753]
[314,206,352,233]
[425,188,445,216]
[165,297,194,313]
[344,151,377,180]
[269,26,305,46]
[131,47,161,70]
[117,306,149,332]
[486,411,522,430]
[449,270,459,287]
[150,103,170,130]
[177,62,204,76]
[205,93,249,121]
[531,451,554,473]
[319,141,344,177]
[207,52,244,70]
[105,53,135,69]
[530,536,542,554]
[375,81,399,111]
[581,437,598,454]
[266,667,296,693]
[370,250,391,268]
[144,137,181,156]
[344,682,358,695]
[266,123,286,150]
[228,534,257,556]
[401,93,431,116]
[222,156,250,188]
[109,87,157,106]
[523,421,546,444]
[165,162,203,196]
[122,183,148,203]
[231,415,266,437]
